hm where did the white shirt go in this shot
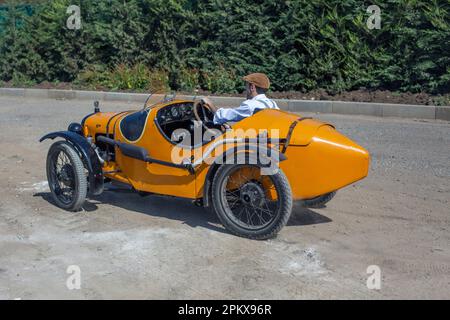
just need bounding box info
[213,94,279,125]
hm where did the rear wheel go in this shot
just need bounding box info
[211,164,292,240]
[302,192,336,208]
[46,141,87,211]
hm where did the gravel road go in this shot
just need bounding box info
[0,96,448,299]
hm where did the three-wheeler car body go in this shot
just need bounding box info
[41,97,369,239]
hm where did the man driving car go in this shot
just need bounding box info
[201,73,279,125]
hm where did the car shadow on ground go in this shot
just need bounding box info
[34,186,332,235]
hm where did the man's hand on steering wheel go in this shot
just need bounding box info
[193,97,229,132]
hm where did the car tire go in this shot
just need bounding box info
[46,141,87,211]
[211,164,293,240]
[301,192,336,208]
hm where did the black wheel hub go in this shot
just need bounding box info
[59,163,74,187]
[239,182,265,207]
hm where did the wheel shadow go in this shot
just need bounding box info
[34,186,229,235]
[288,202,332,226]
[34,186,332,235]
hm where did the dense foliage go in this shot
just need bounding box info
[0,0,449,94]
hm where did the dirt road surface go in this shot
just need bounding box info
[0,96,448,299]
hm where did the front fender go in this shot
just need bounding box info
[40,131,104,196]
[202,144,286,207]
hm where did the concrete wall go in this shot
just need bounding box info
[1,87,448,121]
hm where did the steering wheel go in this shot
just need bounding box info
[193,100,216,123]
[193,100,228,138]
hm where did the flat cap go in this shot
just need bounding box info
[243,73,270,89]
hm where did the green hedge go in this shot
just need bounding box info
[0,0,449,94]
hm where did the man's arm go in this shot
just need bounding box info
[213,102,254,125]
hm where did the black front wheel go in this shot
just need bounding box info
[46,141,87,211]
[211,164,293,240]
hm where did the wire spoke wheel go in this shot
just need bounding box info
[50,151,76,204]
[223,166,280,230]
[212,163,293,240]
[46,141,87,211]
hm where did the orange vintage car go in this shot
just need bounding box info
[40,96,369,239]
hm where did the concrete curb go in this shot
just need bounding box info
[1,87,449,121]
